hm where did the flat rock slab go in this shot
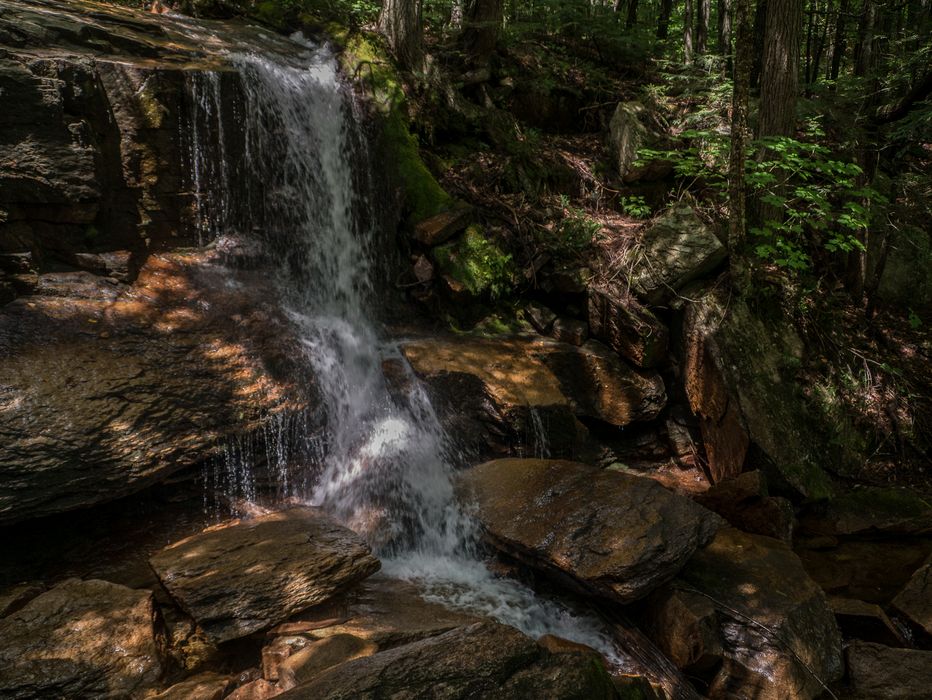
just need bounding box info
[0,578,162,699]
[150,507,380,644]
[846,641,932,700]
[276,620,621,699]
[458,459,721,603]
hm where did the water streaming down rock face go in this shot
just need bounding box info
[189,38,623,663]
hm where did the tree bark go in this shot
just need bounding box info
[697,0,711,53]
[758,0,802,138]
[685,0,695,62]
[657,0,674,38]
[718,0,733,64]
[626,0,640,28]
[461,0,504,67]
[751,0,768,88]
[378,0,423,70]
[729,0,754,291]
[830,0,849,82]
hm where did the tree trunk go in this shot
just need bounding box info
[657,0,674,38]
[378,0,423,70]
[685,0,695,62]
[718,0,733,64]
[758,0,802,138]
[729,0,754,291]
[697,0,711,53]
[830,0,849,82]
[810,0,830,89]
[853,0,875,77]
[461,0,504,67]
[805,0,816,85]
[626,0,640,28]
[751,0,768,88]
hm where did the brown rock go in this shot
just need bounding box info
[695,471,796,542]
[262,636,314,682]
[458,459,721,603]
[676,528,842,699]
[891,553,932,639]
[0,578,162,699]
[150,672,231,700]
[0,582,45,617]
[412,205,473,246]
[226,678,281,700]
[846,641,932,699]
[149,508,380,644]
[524,301,558,333]
[588,284,669,368]
[73,251,136,282]
[278,634,378,689]
[276,621,620,699]
[642,588,721,672]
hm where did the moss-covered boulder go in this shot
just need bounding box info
[432,225,514,300]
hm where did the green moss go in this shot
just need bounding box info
[338,31,453,224]
[834,487,931,519]
[434,226,514,299]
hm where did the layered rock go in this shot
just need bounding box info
[149,508,380,644]
[276,620,622,699]
[459,459,721,603]
[588,284,669,368]
[647,528,842,700]
[0,250,309,524]
[846,642,932,700]
[0,578,162,699]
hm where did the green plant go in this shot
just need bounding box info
[434,226,515,299]
[619,195,651,219]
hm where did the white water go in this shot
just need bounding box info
[191,38,623,665]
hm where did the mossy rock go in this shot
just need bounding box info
[433,226,514,300]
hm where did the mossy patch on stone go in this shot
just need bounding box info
[433,225,514,300]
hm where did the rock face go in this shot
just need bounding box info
[276,620,621,699]
[846,642,932,700]
[459,459,721,603]
[412,205,473,246]
[588,284,669,368]
[401,336,665,459]
[695,471,795,542]
[150,508,380,644]
[649,528,842,700]
[800,486,932,536]
[683,287,834,496]
[608,102,648,178]
[628,206,726,305]
[0,578,162,699]
[0,250,309,524]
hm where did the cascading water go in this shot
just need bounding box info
[188,35,623,664]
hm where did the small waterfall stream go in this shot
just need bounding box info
[186,36,623,664]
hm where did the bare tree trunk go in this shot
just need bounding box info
[462,0,504,67]
[751,0,768,88]
[626,0,640,28]
[657,0,674,37]
[685,0,695,62]
[379,0,423,70]
[697,0,711,53]
[729,0,754,291]
[853,0,875,77]
[811,0,830,89]
[830,0,849,81]
[718,0,733,65]
[805,0,816,85]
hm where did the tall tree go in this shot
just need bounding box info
[718,0,733,65]
[729,0,754,290]
[461,0,504,66]
[829,0,849,82]
[685,0,695,62]
[626,0,640,28]
[379,0,423,70]
[657,0,674,38]
[697,0,712,53]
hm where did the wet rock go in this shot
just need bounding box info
[459,459,721,603]
[891,553,932,639]
[0,578,162,699]
[695,471,795,542]
[642,588,722,672]
[412,204,473,246]
[278,634,378,689]
[683,287,834,497]
[628,206,726,305]
[0,582,45,617]
[411,254,434,283]
[608,102,648,178]
[524,301,558,333]
[275,620,621,699]
[828,597,906,647]
[0,251,309,524]
[588,284,669,368]
[846,641,932,700]
[401,335,664,458]
[226,678,280,700]
[670,528,843,700]
[150,672,231,700]
[550,316,588,345]
[149,508,380,644]
[72,251,136,282]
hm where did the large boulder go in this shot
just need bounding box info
[799,486,932,537]
[458,459,721,603]
[588,284,669,368]
[276,620,622,699]
[683,287,835,496]
[891,553,932,639]
[608,102,648,178]
[0,578,162,699]
[149,508,380,644]
[646,528,842,700]
[0,250,309,524]
[845,642,932,700]
[400,336,665,459]
[627,206,726,305]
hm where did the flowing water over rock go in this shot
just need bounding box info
[189,37,624,663]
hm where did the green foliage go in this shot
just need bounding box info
[618,194,651,219]
[533,195,601,259]
[434,226,515,299]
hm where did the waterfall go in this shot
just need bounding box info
[187,37,623,665]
